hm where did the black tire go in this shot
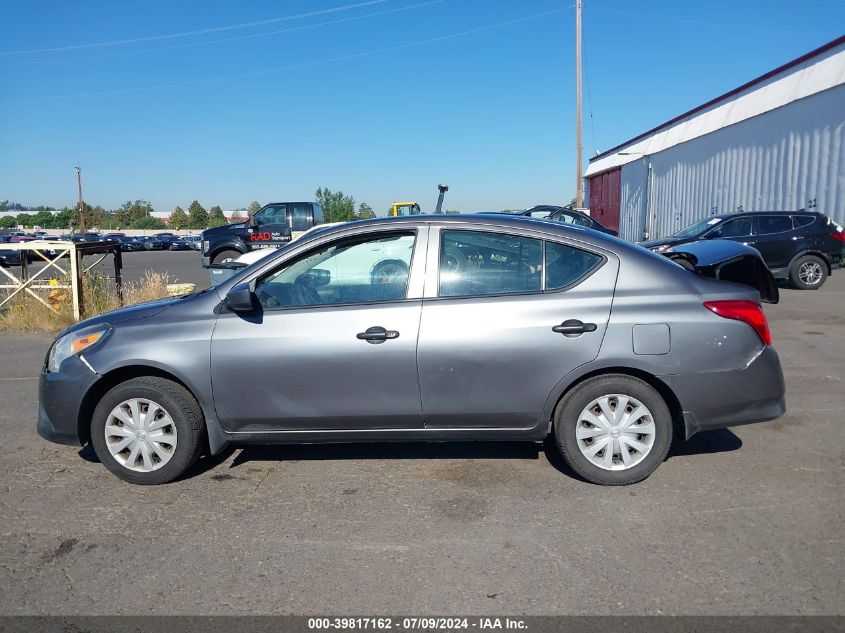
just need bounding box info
[212,249,242,264]
[789,254,827,290]
[553,374,673,485]
[90,377,204,485]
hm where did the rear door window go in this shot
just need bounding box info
[439,230,542,297]
[755,215,793,235]
[289,203,313,231]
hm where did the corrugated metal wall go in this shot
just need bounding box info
[619,83,845,241]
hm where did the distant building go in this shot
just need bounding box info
[585,36,845,241]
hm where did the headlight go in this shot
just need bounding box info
[202,240,209,253]
[47,326,110,372]
[651,244,671,253]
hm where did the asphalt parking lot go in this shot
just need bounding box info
[0,272,842,616]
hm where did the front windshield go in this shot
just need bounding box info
[672,216,723,238]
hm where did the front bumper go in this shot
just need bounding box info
[660,346,786,439]
[37,356,99,447]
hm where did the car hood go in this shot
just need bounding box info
[202,221,247,239]
[639,237,686,249]
[61,294,190,336]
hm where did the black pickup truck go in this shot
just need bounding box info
[201,201,325,266]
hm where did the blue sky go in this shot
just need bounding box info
[0,0,842,215]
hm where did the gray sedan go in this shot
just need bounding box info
[37,215,785,485]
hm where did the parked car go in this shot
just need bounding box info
[109,236,143,252]
[0,247,22,267]
[70,233,104,243]
[180,235,202,250]
[168,238,193,251]
[141,236,168,250]
[38,215,785,486]
[640,210,844,289]
[522,205,619,236]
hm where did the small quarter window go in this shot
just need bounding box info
[545,242,603,290]
[792,215,815,228]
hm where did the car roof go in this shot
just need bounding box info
[709,209,814,219]
[308,213,622,249]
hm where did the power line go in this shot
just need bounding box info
[581,4,598,155]
[0,0,392,55]
[13,6,572,103]
[8,0,447,67]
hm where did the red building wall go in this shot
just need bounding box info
[587,167,621,232]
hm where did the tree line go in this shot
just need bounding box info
[0,199,237,231]
[2,188,396,232]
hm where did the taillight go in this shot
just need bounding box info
[830,232,845,243]
[704,300,771,346]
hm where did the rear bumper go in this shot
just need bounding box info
[660,346,786,439]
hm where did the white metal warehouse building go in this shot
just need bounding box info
[584,36,845,242]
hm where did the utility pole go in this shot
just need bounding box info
[75,166,85,233]
[575,0,583,208]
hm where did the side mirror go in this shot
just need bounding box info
[225,282,255,312]
[300,268,331,287]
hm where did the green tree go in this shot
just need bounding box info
[115,200,154,226]
[0,216,16,229]
[130,215,167,230]
[169,206,188,229]
[315,187,356,223]
[208,205,228,228]
[187,200,208,229]
[247,201,262,216]
[230,209,244,222]
[356,202,375,220]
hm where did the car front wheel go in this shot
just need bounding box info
[554,374,673,485]
[90,377,204,485]
[212,249,241,264]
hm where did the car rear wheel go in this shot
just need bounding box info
[554,374,672,485]
[212,249,241,264]
[90,377,204,485]
[790,255,827,290]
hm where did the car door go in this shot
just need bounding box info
[417,226,618,429]
[210,227,428,431]
[749,215,797,270]
[249,203,292,248]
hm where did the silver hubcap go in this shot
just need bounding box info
[576,394,656,471]
[104,398,178,472]
[799,261,822,285]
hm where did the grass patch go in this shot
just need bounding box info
[0,270,171,334]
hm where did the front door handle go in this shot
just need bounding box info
[552,319,597,337]
[356,326,400,344]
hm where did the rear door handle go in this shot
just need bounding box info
[356,326,400,344]
[552,319,597,337]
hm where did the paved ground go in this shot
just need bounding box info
[0,274,842,615]
[24,249,210,291]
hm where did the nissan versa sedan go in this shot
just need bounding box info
[37,215,786,486]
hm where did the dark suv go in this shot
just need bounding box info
[640,211,844,289]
